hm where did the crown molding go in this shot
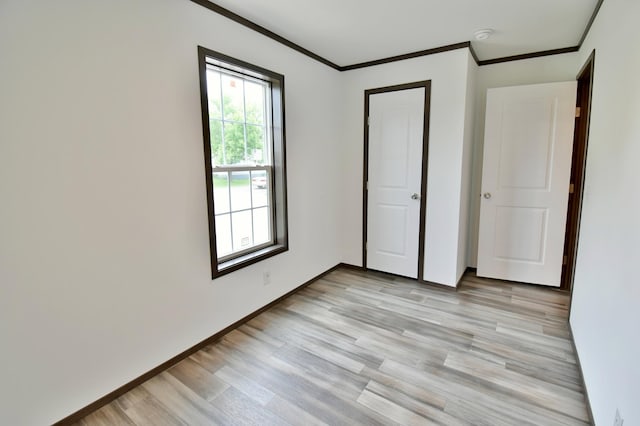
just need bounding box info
[190,0,604,70]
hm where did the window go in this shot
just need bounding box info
[198,47,288,278]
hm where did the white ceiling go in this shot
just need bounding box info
[207,0,599,66]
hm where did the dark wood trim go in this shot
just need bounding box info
[364,81,433,96]
[362,92,370,269]
[475,0,603,66]
[362,81,431,280]
[577,49,597,86]
[190,0,602,71]
[215,246,288,278]
[53,263,345,425]
[198,46,289,279]
[197,46,221,279]
[478,46,580,66]
[337,262,367,271]
[579,0,605,47]
[277,76,290,257]
[564,51,595,299]
[345,260,458,291]
[568,323,596,425]
[417,83,432,281]
[364,266,458,292]
[468,44,480,65]
[189,0,341,70]
[420,278,459,292]
[342,42,472,71]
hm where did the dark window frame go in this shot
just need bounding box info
[198,46,288,279]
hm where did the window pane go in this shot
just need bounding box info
[206,70,222,120]
[222,122,246,165]
[245,81,265,125]
[212,172,230,214]
[246,124,266,165]
[231,210,253,251]
[215,213,232,258]
[253,207,271,246]
[230,171,251,211]
[251,170,268,207]
[221,74,244,122]
[209,119,223,167]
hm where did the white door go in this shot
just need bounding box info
[367,88,425,278]
[477,82,577,286]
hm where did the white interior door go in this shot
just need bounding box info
[367,88,424,278]
[477,82,577,286]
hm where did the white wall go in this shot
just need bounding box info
[467,53,579,266]
[0,0,344,424]
[570,0,640,424]
[340,49,474,286]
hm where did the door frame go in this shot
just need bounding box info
[563,51,595,294]
[362,80,431,280]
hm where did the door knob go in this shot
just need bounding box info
[411,193,420,200]
[483,192,492,199]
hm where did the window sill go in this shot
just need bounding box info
[213,244,288,279]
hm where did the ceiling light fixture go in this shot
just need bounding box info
[474,29,494,41]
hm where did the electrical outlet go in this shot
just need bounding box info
[263,271,271,286]
[614,408,624,426]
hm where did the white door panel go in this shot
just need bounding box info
[367,88,424,278]
[478,82,577,286]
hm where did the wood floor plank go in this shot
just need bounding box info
[204,342,388,425]
[359,365,448,411]
[270,345,370,402]
[357,388,428,425]
[113,385,151,412]
[443,351,589,421]
[208,387,289,426]
[78,403,134,426]
[214,365,275,406]
[122,396,186,426]
[380,358,587,425]
[252,308,384,369]
[238,323,286,348]
[364,380,466,426]
[141,372,231,425]
[265,394,329,426]
[296,338,366,374]
[220,328,281,359]
[167,357,229,402]
[73,268,591,425]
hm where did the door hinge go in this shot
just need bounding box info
[367,116,370,126]
[366,181,369,190]
[563,255,568,265]
[569,183,575,194]
[365,242,368,250]
[575,107,581,118]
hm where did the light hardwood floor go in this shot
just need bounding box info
[75,267,590,425]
